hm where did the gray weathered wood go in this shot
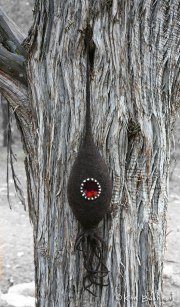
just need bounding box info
[0,8,26,54]
[0,46,27,85]
[0,8,27,86]
[0,1,180,306]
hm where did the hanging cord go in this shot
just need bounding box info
[84,25,95,138]
[75,229,109,296]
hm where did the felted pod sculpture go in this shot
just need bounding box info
[67,132,112,230]
[67,25,112,295]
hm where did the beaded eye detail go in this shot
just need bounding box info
[80,178,101,200]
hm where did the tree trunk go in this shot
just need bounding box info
[0,1,179,306]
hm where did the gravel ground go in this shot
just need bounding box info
[0,145,34,294]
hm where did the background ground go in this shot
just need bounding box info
[0,1,180,306]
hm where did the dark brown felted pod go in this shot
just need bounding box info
[67,25,112,295]
[67,129,112,229]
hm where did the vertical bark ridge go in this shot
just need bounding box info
[26,0,180,306]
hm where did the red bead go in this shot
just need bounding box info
[86,191,93,198]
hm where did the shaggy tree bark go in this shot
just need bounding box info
[0,1,179,306]
[0,94,8,146]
